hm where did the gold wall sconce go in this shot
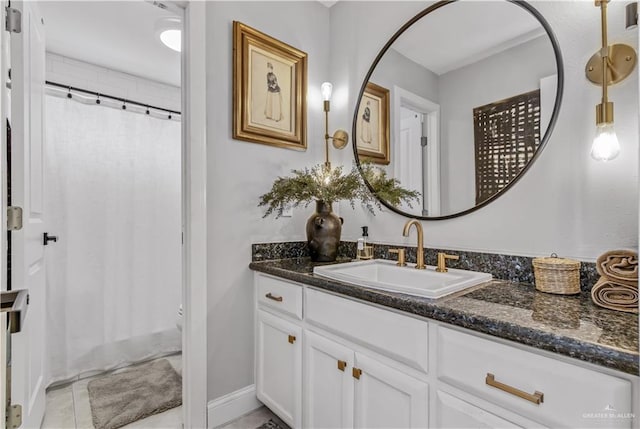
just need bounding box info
[321,82,349,170]
[585,0,637,161]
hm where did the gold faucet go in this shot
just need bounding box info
[402,220,425,269]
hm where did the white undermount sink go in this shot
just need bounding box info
[313,259,492,299]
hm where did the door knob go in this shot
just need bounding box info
[43,232,58,245]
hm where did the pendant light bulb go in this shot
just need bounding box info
[591,123,620,161]
[321,82,333,101]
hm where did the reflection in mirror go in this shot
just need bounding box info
[354,1,562,219]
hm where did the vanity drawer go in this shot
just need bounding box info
[437,326,632,428]
[305,288,429,373]
[256,274,303,320]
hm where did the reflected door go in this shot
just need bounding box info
[398,107,425,214]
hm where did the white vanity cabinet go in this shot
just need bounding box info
[254,272,637,429]
[434,389,533,428]
[437,327,634,429]
[353,351,429,428]
[256,310,302,428]
[303,330,429,429]
[304,330,354,428]
[255,273,304,429]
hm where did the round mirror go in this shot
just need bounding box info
[353,0,564,220]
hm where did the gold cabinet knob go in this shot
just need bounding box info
[352,367,362,379]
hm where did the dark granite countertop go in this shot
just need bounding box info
[249,258,639,376]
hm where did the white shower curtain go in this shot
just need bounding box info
[44,95,182,384]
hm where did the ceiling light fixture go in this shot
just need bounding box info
[156,17,182,52]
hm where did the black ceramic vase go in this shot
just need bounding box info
[306,200,343,262]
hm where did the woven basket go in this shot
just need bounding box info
[533,254,581,295]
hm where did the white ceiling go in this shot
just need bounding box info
[39,1,181,87]
[392,1,546,75]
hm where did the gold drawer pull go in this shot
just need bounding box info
[352,367,362,379]
[485,373,544,405]
[265,293,283,302]
[288,335,296,344]
[337,360,347,371]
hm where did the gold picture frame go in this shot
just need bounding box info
[356,82,390,165]
[233,21,307,150]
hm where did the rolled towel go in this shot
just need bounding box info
[591,277,638,314]
[596,250,638,284]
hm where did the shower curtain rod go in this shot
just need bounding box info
[45,81,182,115]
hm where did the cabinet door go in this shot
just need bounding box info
[304,331,354,429]
[353,353,429,429]
[436,390,529,429]
[257,310,302,428]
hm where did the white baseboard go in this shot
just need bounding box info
[207,384,262,428]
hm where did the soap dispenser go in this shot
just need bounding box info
[357,226,374,260]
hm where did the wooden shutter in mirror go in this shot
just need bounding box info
[473,89,541,205]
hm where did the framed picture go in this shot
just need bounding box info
[356,82,390,164]
[233,21,307,150]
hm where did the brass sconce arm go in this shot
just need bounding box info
[585,0,637,161]
[322,83,349,169]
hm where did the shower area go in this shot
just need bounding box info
[44,83,182,386]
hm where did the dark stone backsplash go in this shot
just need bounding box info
[252,241,599,291]
[252,241,357,262]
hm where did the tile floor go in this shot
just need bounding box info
[42,354,183,429]
[42,353,284,429]
[218,407,287,429]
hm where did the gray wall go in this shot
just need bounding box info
[205,1,329,400]
[439,35,557,214]
[330,0,638,261]
[371,48,440,103]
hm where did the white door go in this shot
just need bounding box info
[304,330,354,429]
[353,353,429,429]
[398,107,424,213]
[256,310,302,429]
[435,390,525,429]
[8,2,47,428]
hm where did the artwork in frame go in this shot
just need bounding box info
[356,82,390,165]
[233,21,307,150]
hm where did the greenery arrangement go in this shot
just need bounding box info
[259,163,420,218]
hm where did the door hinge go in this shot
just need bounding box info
[7,404,22,429]
[421,136,428,147]
[5,7,21,34]
[7,206,23,231]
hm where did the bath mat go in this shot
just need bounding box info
[256,419,289,429]
[87,359,182,429]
